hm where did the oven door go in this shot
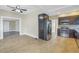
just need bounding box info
[60,29,69,37]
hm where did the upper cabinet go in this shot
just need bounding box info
[59,15,79,25]
[73,16,79,25]
[59,17,70,25]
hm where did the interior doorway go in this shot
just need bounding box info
[3,20,19,38]
[0,16,21,39]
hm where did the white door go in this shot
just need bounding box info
[52,19,58,38]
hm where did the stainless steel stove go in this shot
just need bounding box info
[60,27,69,37]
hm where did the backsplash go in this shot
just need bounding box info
[70,25,79,32]
[58,25,79,32]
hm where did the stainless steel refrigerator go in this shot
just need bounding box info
[38,13,52,41]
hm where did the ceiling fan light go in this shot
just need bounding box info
[15,9,20,12]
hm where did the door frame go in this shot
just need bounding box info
[0,16,21,39]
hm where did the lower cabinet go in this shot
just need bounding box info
[69,29,76,38]
[57,29,76,38]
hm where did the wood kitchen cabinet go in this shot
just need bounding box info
[58,17,70,25]
[68,15,78,24]
[57,28,76,38]
[57,29,60,36]
[73,16,79,25]
[59,15,79,25]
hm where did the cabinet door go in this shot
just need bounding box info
[73,16,79,25]
[59,17,70,25]
[68,16,76,24]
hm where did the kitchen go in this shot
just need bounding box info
[58,13,79,48]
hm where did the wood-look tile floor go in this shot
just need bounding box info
[0,35,79,53]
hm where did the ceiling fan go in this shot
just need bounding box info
[7,5,27,13]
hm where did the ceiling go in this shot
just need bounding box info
[0,5,79,16]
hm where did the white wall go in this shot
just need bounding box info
[16,21,19,31]
[21,11,39,38]
[3,21,9,32]
[0,19,1,38]
[0,18,3,39]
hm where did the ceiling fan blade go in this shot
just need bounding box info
[21,9,27,11]
[20,10,23,13]
[12,9,16,11]
[7,5,15,9]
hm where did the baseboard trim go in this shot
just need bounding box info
[0,37,3,40]
[20,33,38,39]
[26,33,38,39]
[20,33,27,35]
